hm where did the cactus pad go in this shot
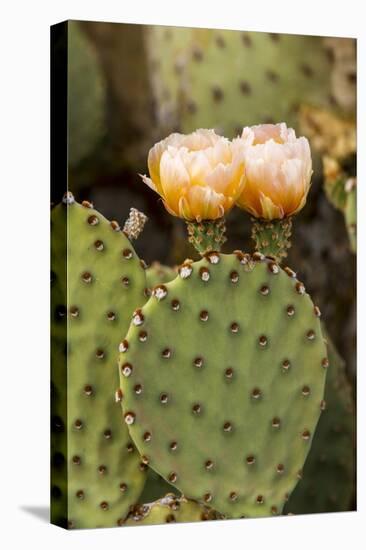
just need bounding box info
[124,494,222,525]
[146,27,334,136]
[322,158,357,254]
[51,196,148,529]
[118,252,327,518]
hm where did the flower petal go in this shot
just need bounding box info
[159,149,191,214]
[187,186,227,221]
[259,193,284,219]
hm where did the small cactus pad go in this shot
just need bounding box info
[119,253,327,518]
[124,494,222,525]
[285,333,355,514]
[323,162,357,254]
[51,196,148,529]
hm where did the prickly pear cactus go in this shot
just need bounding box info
[322,157,357,254]
[51,193,148,529]
[298,105,357,253]
[146,27,336,136]
[285,334,355,514]
[124,494,222,526]
[118,252,327,518]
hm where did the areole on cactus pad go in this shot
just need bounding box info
[118,252,328,518]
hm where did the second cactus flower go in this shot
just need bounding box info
[236,123,312,220]
[234,123,313,261]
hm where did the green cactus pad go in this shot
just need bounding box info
[118,252,327,518]
[324,177,348,212]
[124,494,222,526]
[51,195,148,529]
[285,333,355,514]
[146,28,334,136]
[324,174,357,254]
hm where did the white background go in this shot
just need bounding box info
[0,0,363,548]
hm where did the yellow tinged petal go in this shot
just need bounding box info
[178,196,194,220]
[259,193,284,219]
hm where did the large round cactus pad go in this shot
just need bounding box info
[119,252,328,518]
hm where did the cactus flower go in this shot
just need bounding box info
[140,129,245,222]
[236,123,312,220]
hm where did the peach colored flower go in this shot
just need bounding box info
[140,129,245,222]
[236,123,312,219]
